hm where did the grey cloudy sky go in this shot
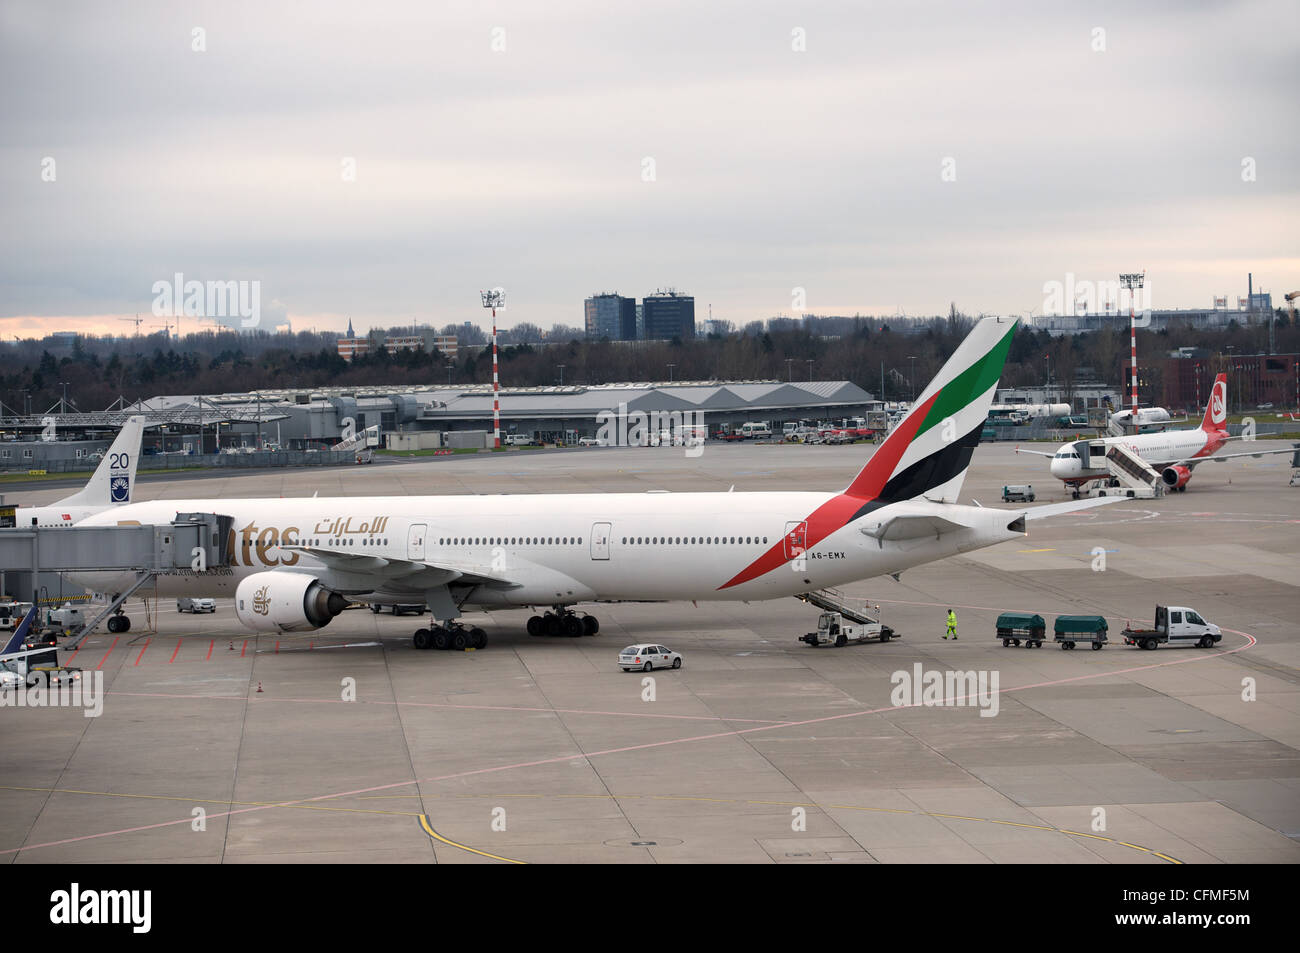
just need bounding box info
[1,0,1296,337]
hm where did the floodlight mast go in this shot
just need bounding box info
[481,289,505,448]
[1120,272,1145,413]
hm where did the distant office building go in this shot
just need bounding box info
[337,319,370,360]
[642,290,695,340]
[584,293,637,340]
[432,334,458,359]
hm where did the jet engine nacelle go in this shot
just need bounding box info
[235,572,349,633]
[1161,465,1192,490]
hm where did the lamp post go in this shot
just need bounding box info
[480,289,505,449]
[666,363,675,383]
[806,359,814,382]
[58,381,71,415]
[1120,272,1145,412]
[557,364,566,386]
[908,356,917,401]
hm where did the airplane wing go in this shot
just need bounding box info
[1175,443,1300,470]
[1013,445,1055,457]
[280,545,523,593]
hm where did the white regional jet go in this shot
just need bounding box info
[14,417,145,527]
[1016,374,1299,495]
[73,318,1114,649]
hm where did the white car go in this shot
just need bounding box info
[178,597,216,613]
[619,644,683,672]
[577,437,604,447]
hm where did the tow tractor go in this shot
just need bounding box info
[797,589,897,646]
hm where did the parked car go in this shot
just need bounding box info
[619,643,683,672]
[177,597,216,613]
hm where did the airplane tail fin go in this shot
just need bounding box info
[843,316,1017,505]
[1,607,39,657]
[57,416,145,508]
[1200,373,1228,434]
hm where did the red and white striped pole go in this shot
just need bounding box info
[1129,307,1138,413]
[1120,272,1144,413]
[492,305,500,449]
[482,289,504,449]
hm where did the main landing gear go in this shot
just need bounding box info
[527,607,599,638]
[412,621,486,651]
[106,610,132,634]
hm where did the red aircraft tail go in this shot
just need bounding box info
[1200,373,1229,433]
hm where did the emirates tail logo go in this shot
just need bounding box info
[252,585,271,615]
[1210,384,1226,425]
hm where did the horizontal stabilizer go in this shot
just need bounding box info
[1019,497,1122,521]
[859,513,969,541]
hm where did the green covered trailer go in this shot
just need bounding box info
[1054,615,1109,651]
[996,612,1046,648]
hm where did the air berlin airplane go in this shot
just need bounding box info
[1018,374,1298,494]
[74,317,1113,649]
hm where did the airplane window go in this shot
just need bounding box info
[578,537,582,544]
[763,537,768,544]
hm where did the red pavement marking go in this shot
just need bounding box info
[95,636,119,670]
[274,641,280,654]
[65,644,81,666]
[205,639,214,661]
[240,640,247,658]
[169,640,182,664]
[133,638,151,665]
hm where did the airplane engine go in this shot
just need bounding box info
[1161,465,1192,491]
[235,572,349,633]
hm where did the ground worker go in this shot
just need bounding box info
[945,608,957,640]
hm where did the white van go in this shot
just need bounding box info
[740,422,772,439]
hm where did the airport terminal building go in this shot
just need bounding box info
[0,379,877,464]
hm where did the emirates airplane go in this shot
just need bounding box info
[73,317,1114,649]
[13,417,144,527]
[1017,374,1298,495]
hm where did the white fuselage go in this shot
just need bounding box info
[13,504,115,529]
[71,492,1022,608]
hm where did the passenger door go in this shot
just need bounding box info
[784,521,807,561]
[590,522,611,560]
[407,524,426,561]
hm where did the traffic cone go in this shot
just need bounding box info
[256,682,263,693]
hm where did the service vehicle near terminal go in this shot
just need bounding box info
[1122,605,1222,650]
[619,643,683,671]
[799,609,894,646]
[1001,484,1035,502]
[177,597,216,613]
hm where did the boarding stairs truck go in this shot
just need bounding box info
[797,589,897,646]
[1103,443,1163,493]
[1121,606,1222,650]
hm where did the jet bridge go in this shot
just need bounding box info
[0,513,234,636]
